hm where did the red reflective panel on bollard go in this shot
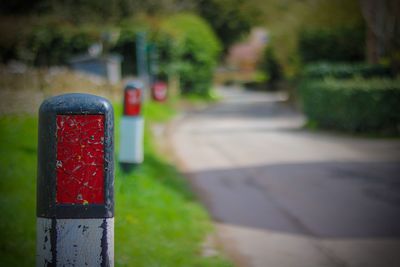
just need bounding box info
[152,81,167,102]
[56,115,105,204]
[124,89,141,116]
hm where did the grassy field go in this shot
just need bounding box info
[0,99,231,266]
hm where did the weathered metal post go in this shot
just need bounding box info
[136,31,149,99]
[119,81,144,170]
[36,93,114,266]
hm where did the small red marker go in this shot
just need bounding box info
[151,81,168,102]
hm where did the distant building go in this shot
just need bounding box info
[227,28,268,71]
[69,54,122,85]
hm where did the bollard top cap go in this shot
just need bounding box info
[40,93,113,116]
[124,80,143,91]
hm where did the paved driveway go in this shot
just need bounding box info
[171,86,400,267]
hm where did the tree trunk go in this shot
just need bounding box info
[366,25,379,64]
[359,0,400,73]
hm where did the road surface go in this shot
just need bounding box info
[170,86,400,267]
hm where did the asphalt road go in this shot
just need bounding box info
[171,86,400,267]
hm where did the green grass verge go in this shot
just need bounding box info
[182,90,221,103]
[0,100,231,267]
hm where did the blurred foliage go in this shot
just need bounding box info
[29,24,101,66]
[0,11,221,97]
[159,13,221,96]
[0,0,48,15]
[0,17,101,65]
[1,0,382,89]
[299,77,400,134]
[0,0,250,53]
[197,0,261,52]
[298,25,365,63]
[248,0,364,78]
[302,62,393,80]
[114,13,222,97]
[0,0,197,21]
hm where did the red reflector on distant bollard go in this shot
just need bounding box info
[120,81,144,169]
[124,88,141,116]
[151,81,168,102]
[37,93,114,266]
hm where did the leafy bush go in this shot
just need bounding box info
[0,14,221,98]
[298,25,365,63]
[0,18,104,66]
[28,24,99,66]
[159,14,221,96]
[302,62,393,80]
[299,78,400,133]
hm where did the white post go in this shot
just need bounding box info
[119,81,145,169]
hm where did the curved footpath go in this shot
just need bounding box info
[170,86,400,267]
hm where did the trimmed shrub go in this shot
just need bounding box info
[298,25,365,63]
[159,13,221,96]
[299,78,400,133]
[302,62,393,80]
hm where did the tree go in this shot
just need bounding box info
[197,0,261,52]
[246,0,364,77]
[359,0,400,73]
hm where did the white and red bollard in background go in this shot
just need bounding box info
[36,93,114,266]
[151,81,168,102]
[119,81,144,168]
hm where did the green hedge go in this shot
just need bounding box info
[298,26,365,63]
[302,62,392,80]
[300,78,400,133]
